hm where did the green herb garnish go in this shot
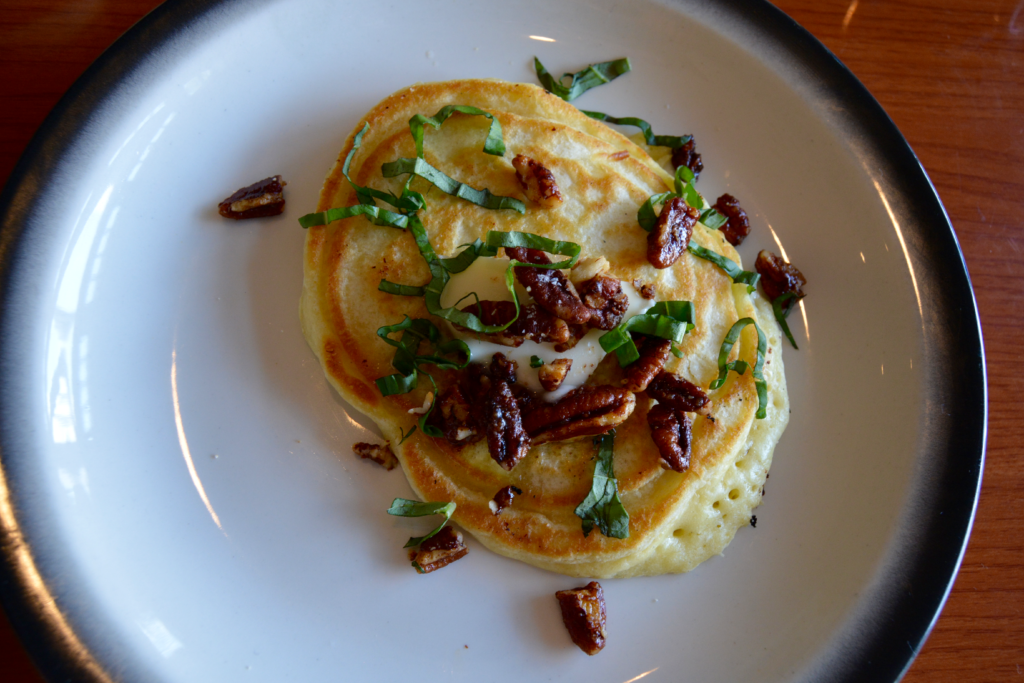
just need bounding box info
[686,243,760,292]
[582,111,691,148]
[772,292,801,349]
[409,105,505,158]
[386,498,456,548]
[484,230,582,269]
[534,57,632,101]
[709,317,768,419]
[381,157,525,213]
[574,430,629,539]
[599,301,695,366]
[374,316,470,402]
[530,356,544,368]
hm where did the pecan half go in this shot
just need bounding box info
[486,379,531,470]
[456,301,570,346]
[670,138,703,180]
[714,193,751,246]
[755,250,807,302]
[647,197,699,269]
[555,581,607,655]
[507,247,592,325]
[522,386,635,444]
[411,526,468,574]
[623,338,672,392]
[426,385,481,446]
[512,154,562,207]
[218,175,286,219]
[578,275,629,330]
[352,442,397,470]
[490,352,518,386]
[647,371,710,414]
[489,485,522,515]
[538,358,573,392]
[647,404,692,472]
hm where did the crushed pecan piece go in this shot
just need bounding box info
[555,581,607,655]
[713,193,751,246]
[426,385,481,446]
[412,526,468,574]
[218,175,286,219]
[352,442,397,470]
[647,371,710,414]
[554,324,589,352]
[538,358,573,392]
[578,275,629,330]
[512,154,562,208]
[647,404,692,472]
[507,247,592,325]
[570,256,610,285]
[523,386,635,444]
[647,197,699,269]
[633,280,657,300]
[489,485,522,515]
[486,379,531,470]
[623,338,672,392]
[456,301,570,346]
[670,138,703,180]
[755,250,807,302]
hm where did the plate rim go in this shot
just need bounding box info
[0,0,987,681]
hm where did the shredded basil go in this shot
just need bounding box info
[378,280,425,297]
[687,243,760,292]
[440,238,498,273]
[382,157,525,213]
[534,57,632,101]
[530,356,544,368]
[582,111,691,149]
[410,105,505,159]
[397,426,416,444]
[699,208,728,230]
[772,292,801,349]
[386,498,456,548]
[344,122,425,212]
[709,317,768,419]
[574,430,629,539]
[484,230,582,269]
[374,316,470,398]
[599,301,696,366]
[298,203,410,230]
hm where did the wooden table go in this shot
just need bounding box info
[1,0,1021,680]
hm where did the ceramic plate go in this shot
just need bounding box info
[0,0,986,681]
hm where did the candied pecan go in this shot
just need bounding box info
[490,352,518,386]
[352,442,397,470]
[489,485,523,515]
[512,154,562,207]
[670,138,703,180]
[713,193,751,246]
[218,175,286,219]
[507,247,592,325]
[554,324,589,352]
[412,526,468,574]
[522,386,635,444]
[623,338,672,392]
[647,371,710,414]
[538,358,573,392]
[578,275,629,330]
[555,581,607,655]
[647,404,692,473]
[456,301,570,346]
[755,250,807,302]
[647,197,699,269]
[426,385,481,445]
[486,380,531,470]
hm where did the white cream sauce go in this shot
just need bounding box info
[441,255,654,402]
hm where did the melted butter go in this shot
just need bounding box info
[441,255,654,401]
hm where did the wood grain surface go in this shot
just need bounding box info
[1,0,1021,680]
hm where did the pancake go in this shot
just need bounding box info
[300,79,789,578]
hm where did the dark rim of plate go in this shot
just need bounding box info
[0,0,987,682]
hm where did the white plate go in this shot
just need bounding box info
[0,0,986,681]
